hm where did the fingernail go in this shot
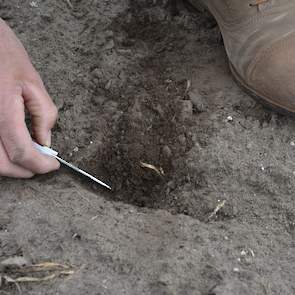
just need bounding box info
[45,132,51,147]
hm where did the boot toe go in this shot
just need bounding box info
[248,33,295,114]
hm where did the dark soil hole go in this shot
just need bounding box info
[100,79,192,209]
[81,2,197,214]
[83,2,196,213]
[78,0,235,222]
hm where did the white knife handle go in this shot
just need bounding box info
[33,142,59,157]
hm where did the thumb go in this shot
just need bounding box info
[22,80,58,146]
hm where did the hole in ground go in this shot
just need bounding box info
[78,0,235,222]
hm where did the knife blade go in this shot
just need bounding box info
[33,142,111,190]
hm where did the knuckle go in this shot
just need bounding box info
[8,148,46,174]
[49,104,58,121]
[43,104,58,125]
[26,72,43,86]
[8,146,28,164]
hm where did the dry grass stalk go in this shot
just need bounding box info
[140,161,165,177]
[208,200,226,220]
[64,0,73,9]
[1,260,74,289]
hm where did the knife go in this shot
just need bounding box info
[33,142,111,190]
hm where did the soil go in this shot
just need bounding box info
[1,0,295,294]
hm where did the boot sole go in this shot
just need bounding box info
[229,62,295,116]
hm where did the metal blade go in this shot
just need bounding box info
[55,155,111,190]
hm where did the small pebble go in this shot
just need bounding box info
[162,145,172,158]
[226,115,233,122]
[104,30,114,38]
[233,267,239,273]
[105,80,112,90]
[96,36,106,46]
[92,68,103,80]
[178,134,186,145]
[167,181,175,189]
[73,147,79,152]
[188,90,207,112]
[104,40,115,50]
[290,141,295,146]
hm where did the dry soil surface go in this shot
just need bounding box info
[1,0,295,294]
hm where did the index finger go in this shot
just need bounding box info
[0,94,60,174]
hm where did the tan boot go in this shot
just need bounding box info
[188,0,295,115]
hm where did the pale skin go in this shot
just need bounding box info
[0,18,60,178]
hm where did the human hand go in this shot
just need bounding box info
[0,19,60,178]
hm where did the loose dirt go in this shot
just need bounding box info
[1,0,295,294]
